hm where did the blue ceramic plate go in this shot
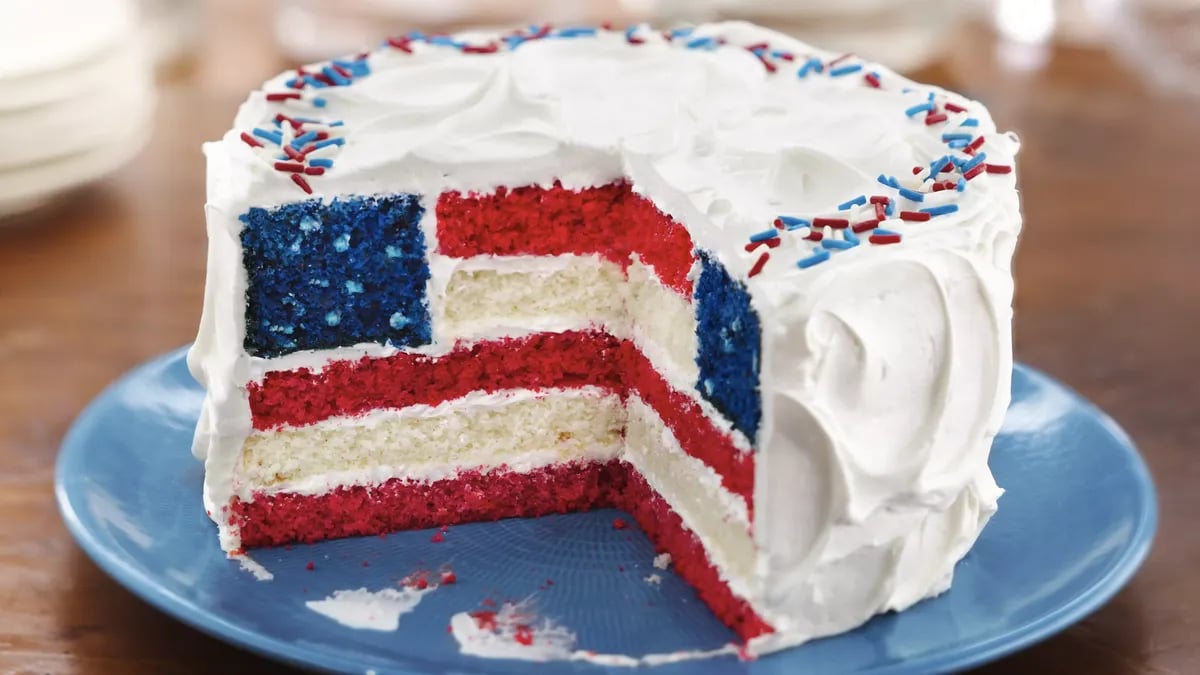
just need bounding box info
[56,348,1156,674]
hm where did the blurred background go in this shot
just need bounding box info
[2,0,1199,673]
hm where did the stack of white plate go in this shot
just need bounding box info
[0,0,156,219]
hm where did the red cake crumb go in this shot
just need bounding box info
[482,598,497,607]
[514,624,534,646]
[430,532,444,543]
[305,561,314,571]
[545,579,553,586]
[612,518,628,530]
[440,571,457,585]
[414,577,429,590]
[470,610,498,631]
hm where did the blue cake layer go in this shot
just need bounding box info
[240,195,431,358]
[693,251,763,445]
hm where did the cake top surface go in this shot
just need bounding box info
[206,21,1020,295]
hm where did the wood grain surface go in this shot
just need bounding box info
[0,2,1196,673]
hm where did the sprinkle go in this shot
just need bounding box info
[274,161,305,173]
[748,252,770,278]
[851,218,882,233]
[797,248,831,268]
[744,41,768,52]
[282,144,305,161]
[313,138,345,150]
[426,35,461,48]
[838,194,866,210]
[931,180,956,192]
[961,152,988,173]
[239,132,262,148]
[813,217,849,229]
[775,216,811,230]
[686,36,719,50]
[921,204,959,216]
[803,229,823,241]
[929,155,952,175]
[266,92,301,102]
[900,210,932,222]
[864,71,882,88]
[744,238,782,252]
[797,57,824,77]
[747,46,777,73]
[308,157,334,168]
[750,229,781,242]
[957,178,967,191]
[829,63,863,77]
[942,132,974,143]
[945,101,967,113]
[290,174,313,194]
[252,128,283,145]
[960,118,979,127]
[329,63,353,79]
[386,36,413,52]
[870,231,902,245]
[671,27,697,40]
[874,202,886,220]
[302,75,328,89]
[304,166,325,176]
[624,26,644,45]
[826,53,852,67]
[286,78,304,89]
[963,164,986,180]
[441,571,457,585]
[869,195,890,205]
[462,42,499,53]
[771,50,795,61]
[905,102,934,117]
[985,164,1013,174]
[844,228,860,245]
[925,112,949,125]
[822,238,856,250]
[964,136,986,155]
[912,166,924,175]
[290,131,319,149]
[885,200,895,216]
[947,139,968,149]
[877,174,899,188]
[928,91,936,101]
[312,97,328,108]
[556,27,598,38]
[898,187,925,202]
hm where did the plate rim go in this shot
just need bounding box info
[54,348,1158,675]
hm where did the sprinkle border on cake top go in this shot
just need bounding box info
[235,23,1015,272]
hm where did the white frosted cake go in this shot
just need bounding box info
[190,21,1021,653]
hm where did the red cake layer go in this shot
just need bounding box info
[435,181,696,296]
[231,459,772,641]
[249,331,755,508]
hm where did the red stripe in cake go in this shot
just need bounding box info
[249,331,755,509]
[435,181,696,296]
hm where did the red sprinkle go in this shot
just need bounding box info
[470,610,498,631]
[431,531,444,543]
[313,73,336,87]
[290,174,313,194]
[874,203,886,220]
[912,166,924,175]
[826,53,852,67]
[803,230,824,241]
[748,49,777,73]
[304,166,325,176]
[870,233,902,245]
[869,195,890,205]
[744,42,769,52]
[776,51,795,61]
[440,571,457,585]
[900,211,932,222]
[283,145,305,161]
[925,112,949,125]
[931,180,956,192]
[964,136,986,155]
[515,625,535,646]
[239,132,261,148]
[274,161,305,173]
[813,217,849,229]
[851,218,882,233]
[266,92,301,102]
[945,102,967,113]
[612,518,628,530]
[362,561,370,567]
[963,164,987,180]
[387,37,413,53]
[744,238,781,253]
[305,561,315,571]
[463,42,499,54]
[627,35,645,45]
[864,72,882,88]
[985,164,1013,174]
[330,64,353,79]
[747,252,770,278]
[940,162,955,173]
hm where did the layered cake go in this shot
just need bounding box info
[190,22,1020,650]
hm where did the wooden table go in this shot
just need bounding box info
[1,4,1196,673]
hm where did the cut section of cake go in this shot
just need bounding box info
[190,21,1020,652]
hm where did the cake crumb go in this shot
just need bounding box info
[431,532,445,543]
[653,553,672,570]
[305,561,315,571]
[644,574,662,586]
[612,518,628,530]
[441,571,457,585]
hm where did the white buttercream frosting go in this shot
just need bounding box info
[190,21,1021,652]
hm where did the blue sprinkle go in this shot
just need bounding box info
[838,195,867,210]
[877,174,899,189]
[329,120,345,127]
[556,27,598,38]
[313,138,345,150]
[312,97,328,108]
[776,216,810,230]
[822,238,856,250]
[885,200,896,216]
[302,75,328,89]
[252,128,283,145]
[624,26,639,41]
[504,35,527,49]
[947,139,969,149]
[345,280,364,294]
[844,228,860,245]
[427,35,461,47]
[920,204,959,217]
[285,78,302,88]
[408,30,426,39]
[874,228,900,237]
[325,311,341,326]
[929,155,951,176]
[898,187,925,202]
[750,229,780,242]
[902,87,914,93]
[960,118,979,127]
[293,116,320,123]
[333,233,351,252]
[771,50,792,60]
[322,66,351,86]
[905,102,935,117]
[272,118,283,128]
[797,57,824,78]
[686,36,719,50]
[928,91,936,101]
[290,131,318,149]
[942,132,974,143]
[956,178,967,192]
[389,312,411,329]
[308,157,334,169]
[829,63,863,77]
[797,248,831,269]
[670,26,695,39]
[962,152,988,172]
